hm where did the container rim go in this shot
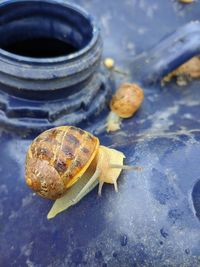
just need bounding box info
[0,0,99,64]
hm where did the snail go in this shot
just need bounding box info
[179,0,194,3]
[103,57,128,76]
[25,126,140,202]
[162,56,200,86]
[106,83,144,132]
[104,58,115,69]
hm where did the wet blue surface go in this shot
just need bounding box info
[1,0,200,266]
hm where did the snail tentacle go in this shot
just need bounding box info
[109,164,142,170]
[113,180,118,192]
[98,181,104,196]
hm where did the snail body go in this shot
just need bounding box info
[25,126,136,200]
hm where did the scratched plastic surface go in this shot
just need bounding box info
[1,0,200,266]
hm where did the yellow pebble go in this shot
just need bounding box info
[104,58,115,69]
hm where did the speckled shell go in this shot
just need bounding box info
[25,126,99,200]
[110,83,144,118]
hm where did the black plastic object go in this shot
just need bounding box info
[0,0,110,132]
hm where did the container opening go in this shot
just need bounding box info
[2,38,78,58]
[0,0,93,58]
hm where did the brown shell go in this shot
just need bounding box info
[110,83,144,118]
[25,126,99,199]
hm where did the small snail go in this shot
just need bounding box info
[106,83,144,132]
[179,0,194,3]
[103,57,129,76]
[104,58,115,69]
[162,56,200,86]
[25,126,139,201]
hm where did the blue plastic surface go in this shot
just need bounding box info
[1,0,200,266]
[132,21,200,84]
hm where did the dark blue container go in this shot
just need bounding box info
[1,0,200,266]
[0,0,111,132]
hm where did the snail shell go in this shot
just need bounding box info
[110,83,144,118]
[25,126,99,200]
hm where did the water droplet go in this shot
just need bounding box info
[113,251,118,258]
[168,209,183,223]
[120,234,128,246]
[95,250,103,259]
[71,249,83,264]
[160,228,168,238]
[192,180,200,220]
[185,248,190,255]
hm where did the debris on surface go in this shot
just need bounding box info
[162,56,200,86]
[106,83,144,132]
